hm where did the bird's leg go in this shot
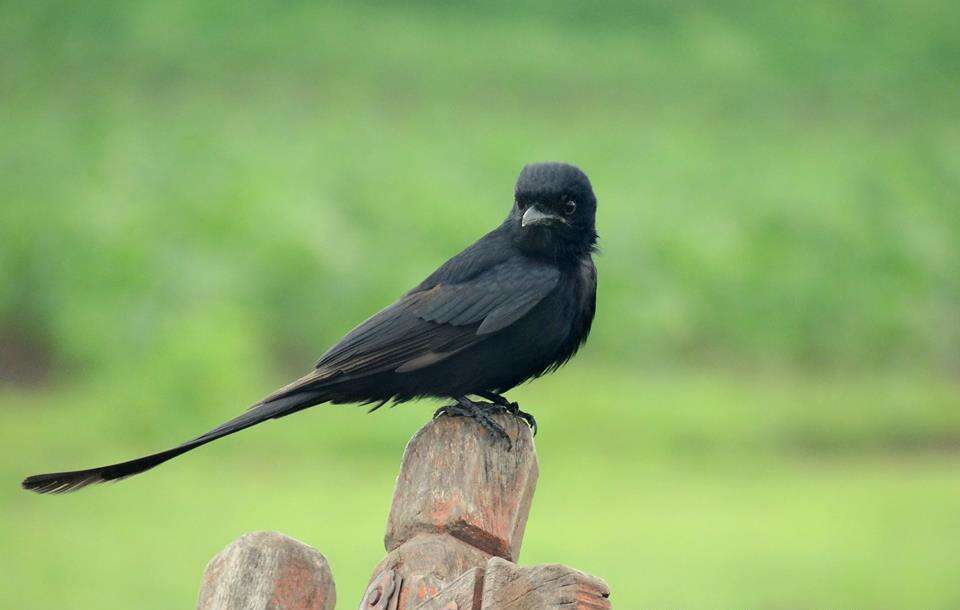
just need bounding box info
[433,396,512,448]
[474,390,538,436]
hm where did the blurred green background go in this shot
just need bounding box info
[2,1,959,608]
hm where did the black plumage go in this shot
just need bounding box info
[22,162,598,494]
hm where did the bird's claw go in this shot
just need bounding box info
[482,400,537,436]
[473,391,538,436]
[517,409,538,436]
[434,400,513,449]
[473,410,511,449]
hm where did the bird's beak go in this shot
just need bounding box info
[521,205,563,228]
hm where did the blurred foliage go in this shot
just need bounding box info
[2,1,960,608]
[2,0,958,383]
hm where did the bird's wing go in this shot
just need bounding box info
[259,257,560,403]
[326,256,558,370]
[407,256,560,334]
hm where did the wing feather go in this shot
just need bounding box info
[308,256,558,382]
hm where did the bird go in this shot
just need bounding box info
[22,162,598,494]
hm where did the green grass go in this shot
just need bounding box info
[8,453,960,609]
[2,1,959,607]
[4,366,960,608]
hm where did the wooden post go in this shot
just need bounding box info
[480,557,611,610]
[360,414,611,609]
[197,531,335,610]
[196,413,611,609]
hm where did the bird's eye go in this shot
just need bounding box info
[564,200,577,215]
[516,199,527,210]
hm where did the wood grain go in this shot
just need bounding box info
[197,531,335,610]
[479,557,610,610]
[384,413,538,562]
[412,567,483,610]
[365,534,490,610]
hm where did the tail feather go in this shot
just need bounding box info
[22,390,324,494]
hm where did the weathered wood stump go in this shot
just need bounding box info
[196,413,610,609]
[361,413,610,610]
[386,413,538,561]
[197,531,335,610]
[480,557,611,610]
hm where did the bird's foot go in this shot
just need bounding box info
[475,391,538,436]
[434,397,512,449]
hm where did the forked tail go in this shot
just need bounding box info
[22,389,325,494]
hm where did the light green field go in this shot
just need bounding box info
[4,367,960,608]
[2,1,959,608]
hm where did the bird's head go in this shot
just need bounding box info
[509,162,598,260]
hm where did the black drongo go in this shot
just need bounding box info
[23,162,598,493]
